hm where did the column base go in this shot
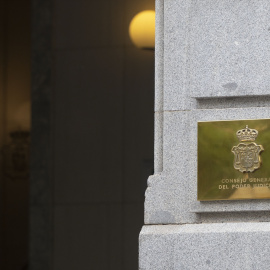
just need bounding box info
[139,223,270,270]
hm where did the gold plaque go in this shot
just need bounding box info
[198,119,270,201]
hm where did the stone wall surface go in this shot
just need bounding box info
[140,223,270,270]
[141,0,270,269]
[149,0,270,224]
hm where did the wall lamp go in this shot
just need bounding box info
[129,10,155,50]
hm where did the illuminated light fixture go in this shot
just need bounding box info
[129,10,155,50]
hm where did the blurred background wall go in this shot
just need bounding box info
[0,0,31,269]
[1,0,155,269]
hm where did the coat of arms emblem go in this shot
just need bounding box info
[231,125,264,173]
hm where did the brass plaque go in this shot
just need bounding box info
[198,119,270,201]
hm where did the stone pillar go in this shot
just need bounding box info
[140,0,270,269]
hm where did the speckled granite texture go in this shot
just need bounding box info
[141,0,270,269]
[140,223,270,270]
[150,0,270,225]
[163,0,270,111]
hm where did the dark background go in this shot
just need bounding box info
[0,0,155,269]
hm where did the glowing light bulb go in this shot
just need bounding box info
[129,10,155,50]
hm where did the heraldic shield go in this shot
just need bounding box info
[232,125,264,173]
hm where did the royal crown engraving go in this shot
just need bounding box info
[232,126,264,173]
